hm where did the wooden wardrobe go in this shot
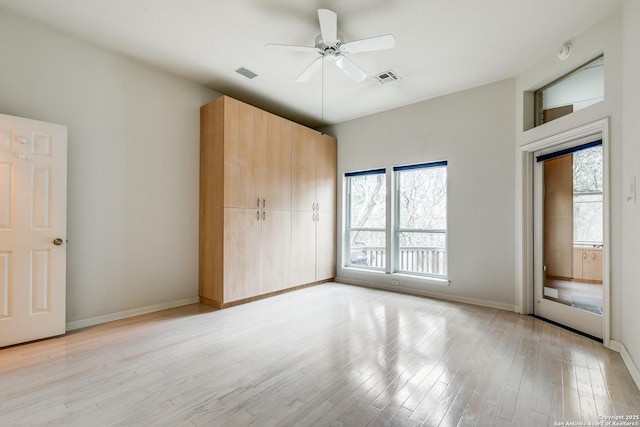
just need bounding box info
[199,96,336,308]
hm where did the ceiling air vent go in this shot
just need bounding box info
[235,67,258,79]
[373,70,400,85]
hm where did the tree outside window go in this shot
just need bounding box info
[394,162,447,277]
[344,161,448,278]
[573,146,603,244]
[345,169,386,269]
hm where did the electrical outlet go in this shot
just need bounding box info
[391,280,399,286]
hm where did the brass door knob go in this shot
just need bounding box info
[53,238,64,246]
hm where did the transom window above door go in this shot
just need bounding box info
[534,55,604,127]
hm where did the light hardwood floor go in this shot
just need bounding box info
[1,283,639,426]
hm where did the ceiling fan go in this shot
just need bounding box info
[266,8,396,83]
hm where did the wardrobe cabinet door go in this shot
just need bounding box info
[292,125,318,212]
[223,98,264,209]
[223,208,263,302]
[315,134,336,281]
[262,209,292,293]
[263,115,292,211]
[316,134,336,214]
[291,210,316,285]
[315,211,336,281]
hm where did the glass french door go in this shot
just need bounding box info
[533,137,604,339]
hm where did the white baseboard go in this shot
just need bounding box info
[336,277,517,312]
[65,296,200,331]
[609,340,640,390]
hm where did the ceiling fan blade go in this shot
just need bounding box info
[296,57,323,82]
[318,9,338,44]
[341,34,396,54]
[265,43,318,53]
[335,55,367,82]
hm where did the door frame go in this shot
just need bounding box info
[516,118,610,345]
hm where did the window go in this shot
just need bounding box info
[345,169,386,270]
[393,162,447,277]
[344,161,448,279]
[573,145,603,244]
[534,55,604,126]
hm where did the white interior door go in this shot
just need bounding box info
[0,113,67,347]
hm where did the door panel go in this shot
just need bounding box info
[291,211,316,285]
[252,105,268,203]
[30,249,52,313]
[583,249,603,282]
[223,98,260,209]
[0,251,10,318]
[263,115,292,211]
[32,166,52,229]
[315,211,336,281]
[315,134,336,281]
[0,162,11,229]
[316,134,336,213]
[573,248,584,279]
[262,209,291,293]
[223,208,262,302]
[0,113,67,347]
[0,126,11,150]
[292,125,317,212]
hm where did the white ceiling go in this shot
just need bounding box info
[0,0,622,128]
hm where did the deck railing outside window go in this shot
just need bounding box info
[350,246,445,276]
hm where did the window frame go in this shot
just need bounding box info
[344,168,387,271]
[533,55,604,127]
[392,161,448,278]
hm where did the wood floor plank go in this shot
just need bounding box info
[1,283,638,426]
[529,410,550,427]
[473,402,499,426]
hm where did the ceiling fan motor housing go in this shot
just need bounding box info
[315,34,342,60]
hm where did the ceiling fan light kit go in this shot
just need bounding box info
[266,8,396,83]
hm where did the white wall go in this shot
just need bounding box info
[621,0,640,379]
[326,79,516,309]
[514,11,623,340]
[0,11,218,323]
